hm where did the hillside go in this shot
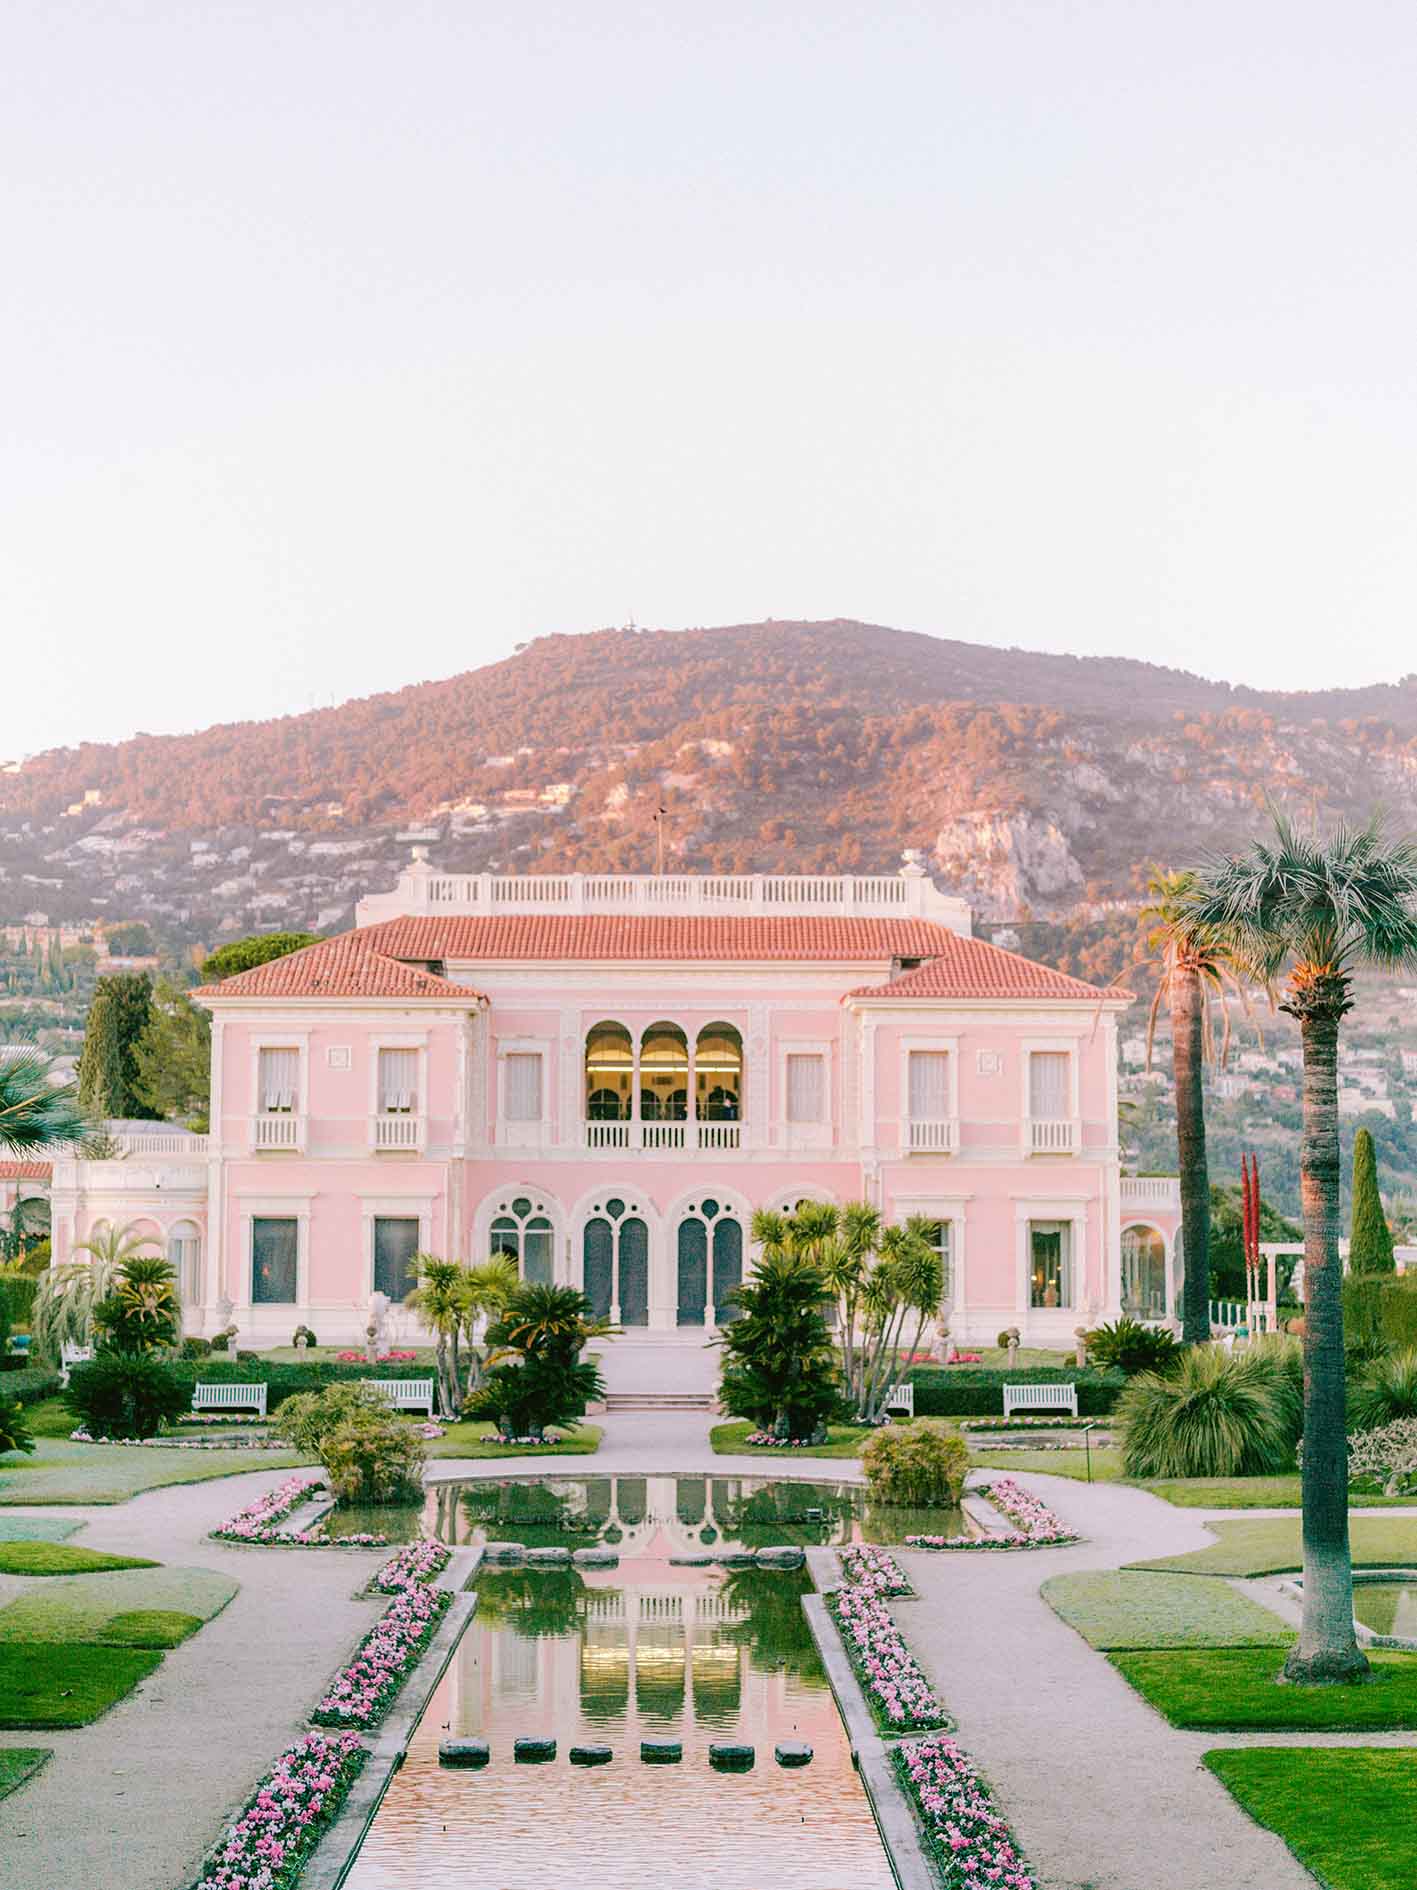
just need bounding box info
[3,618,1417,945]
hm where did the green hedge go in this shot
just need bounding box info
[906,1365,1127,1417]
[0,1277,37,1327]
[1,1363,62,1403]
[163,1358,437,1411]
[1343,1274,1417,1354]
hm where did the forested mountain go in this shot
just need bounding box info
[3,619,1417,946]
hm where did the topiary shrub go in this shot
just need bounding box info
[1084,1318,1180,1377]
[179,1336,213,1360]
[1118,1343,1302,1479]
[318,1405,425,1505]
[64,1354,189,1439]
[271,1382,379,1454]
[861,1424,970,1506]
[1350,1350,1417,1432]
[0,1395,35,1457]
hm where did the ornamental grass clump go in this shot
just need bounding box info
[861,1423,969,1506]
[895,1733,1037,1890]
[1118,1342,1300,1480]
[1349,1350,1417,1433]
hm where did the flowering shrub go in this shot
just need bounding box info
[840,1543,913,1596]
[894,1734,1037,1890]
[373,1539,450,1592]
[191,1728,365,1890]
[862,1424,970,1505]
[1346,1416,1417,1496]
[906,1477,1077,1551]
[311,1578,450,1727]
[825,1582,947,1731]
[418,1422,445,1439]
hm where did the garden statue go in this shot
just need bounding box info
[1003,1326,1020,1370]
[933,1319,951,1364]
[366,1290,390,1362]
[1074,1326,1089,1369]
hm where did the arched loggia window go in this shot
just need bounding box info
[489,1195,556,1286]
[677,1198,743,1327]
[640,1023,688,1122]
[585,1022,633,1120]
[694,1023,742,1121]
[582,1196,649,1326]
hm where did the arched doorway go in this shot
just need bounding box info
[582,1196,649,1326]
[676,1197,743,1326]
[1121,1224,1167,1321]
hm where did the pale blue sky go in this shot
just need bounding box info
[4,2,1416,755]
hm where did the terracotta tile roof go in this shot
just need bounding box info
[846,937,1129,1003]
[0,1160,52,1181]
[357,914,966,963]
[193,934,483,1003]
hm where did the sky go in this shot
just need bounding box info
[3,1,1417,757]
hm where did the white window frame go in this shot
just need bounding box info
[496,1038,552,1148]
[1013,1198,1089,1319]
[361,1197,436,1304]
[776,1040,833,1150]
[252,1035,307,1116]
[237,1196,313,1312]
[1020,1038,1081,1157]
[371,1036,425,1115]
[898,1034,960,1156]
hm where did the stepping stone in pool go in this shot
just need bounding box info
[668,1553,713,1566]
[438,1739,490,1768]
[755,1546,805,1569]
[774,1743,813,1767]
[514,1737,557,1762]
[641,1739,683,1763]
[572,1548,619,1567]
[570,1744,613,1766]
[709,1743,755,1770]
[481,1542,526,1562]
[714,1550,756,1568]
[525,1546,572,1566]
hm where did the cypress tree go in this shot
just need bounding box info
[76,973,155,1120]
[1349,1126,1396,1275]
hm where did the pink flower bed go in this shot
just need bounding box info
[335,1350,420,1364]
[210,1475,392,1549]
[373,1539,450,1592]
[744,1431,822,1448]
[311,1577,450,1727]
[825,1582,947,1731]
[191,1728,365,1890]
[943,1353,983,1365]
[840,1543,913,1597]
[895,1734,1037,1890]
[71,1428,287,1452]
[906,1477,1078,1552]
[176,1413,270,1427]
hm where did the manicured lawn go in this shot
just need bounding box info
[0,1542,157,1576]
[0,1747,51,1800]
[1141,1475,1414,1510]
[17,1397,80,1438]
[709,1421,873,1458]
[0,1438,307,1504]
[0,1566,237,1643]
[423,1420,602,1458]
[968,1445,1126,1482]
[0,1516,82,1543]
[1129,1515,1417,1578]
[1042,1571,1293,1650]
[1205,1747,1417,1890]
[0,1642,163,1727]
[1111,1645,1417,1729]
[99,1609,205,1648]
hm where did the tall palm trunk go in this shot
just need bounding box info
[1286,1007,1368,1683]
[1170,959,1211,1345]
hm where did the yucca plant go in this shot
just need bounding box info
[1119,1344,1301,1479]
[1349,1350,1417,1432]
[30,1259,115,1361]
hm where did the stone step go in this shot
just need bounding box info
[604,1392,715,1411]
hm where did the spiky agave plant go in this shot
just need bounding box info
[1118,1344,1301,1479]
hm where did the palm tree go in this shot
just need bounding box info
[404,1255,467,1418]
[1191,809,1417,1685]
[1132,868,1258,1345]
[456,1257,519,1395]
[0,1047,87,1157]
[74,1220,161,1272]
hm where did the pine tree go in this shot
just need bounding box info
[1349,1127,1396,1275]
[77,973,155,1120]
[131,980,211,1129]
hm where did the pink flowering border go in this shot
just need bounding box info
[905,1478,1078,1552]
[840,1543,913,1598]
[893,1734,1037,1890]
[743,1430,827,1448]
[71,1427,290,1453]
[190,1728,366,1890]
[372,1539,450,1592]
[211,1475,392,1549]
[311,1577,451,1728]
[825,1582,948,1733]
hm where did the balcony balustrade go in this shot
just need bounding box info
[1120,1174,1181,1208]
[907,1117,959,1154]
[372,1113,425,1152]
[1027,1117,1077,1155]
[581,1120,742,1152]
[250,1113,305,1153]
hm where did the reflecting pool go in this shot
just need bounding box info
[341,1475,934,1889]
[1353,1581,1417,1641]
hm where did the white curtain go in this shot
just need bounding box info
[258,1047,299,1112]
[786,1054,825,1123]
[378,1047,418,1113]
[504,1052,543,1122]
[1029,1051,1069,1119]
[908,1050,950,1119]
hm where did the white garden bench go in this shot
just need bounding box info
[1002,1381,1079,1421]
[360,1377,436,1416]
[193,1381,268,1417]
[59,1342,93,1387]
[883,1381,915,1419]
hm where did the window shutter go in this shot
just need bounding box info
[1029,1051,1069,1120]
[504,1052,543,1122]
[908,1050,950,1119]
[258,1047,299,1112]
[378,1047,418,1113]
[786,1054,824,1124]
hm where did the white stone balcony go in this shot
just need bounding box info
[1121,1174,1181,1208]
[357,853,973,935]
[250,1113,305,1153]
[582,1120,742,1152]
[1026,1116,1078,1155]
[372,1113,425,1153]
[907,1117,959,1154]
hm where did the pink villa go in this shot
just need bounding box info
[44,855,1181,1391]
